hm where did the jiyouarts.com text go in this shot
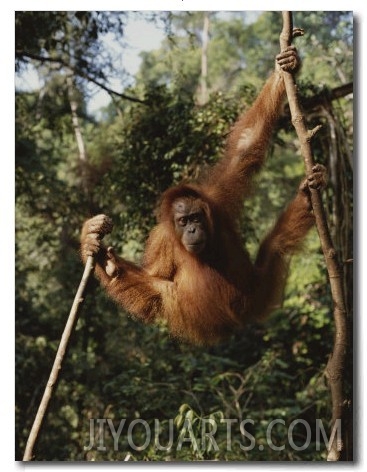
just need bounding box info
[83,417,341,453]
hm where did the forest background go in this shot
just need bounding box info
[14,10,353,461]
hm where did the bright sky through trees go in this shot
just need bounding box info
[89,16,167,114]
[15,11,263,116]
[15,15,166,115]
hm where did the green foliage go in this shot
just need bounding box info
[15,11,352,461]
[91,86,242,246]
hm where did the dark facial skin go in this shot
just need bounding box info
[173,198,207,255]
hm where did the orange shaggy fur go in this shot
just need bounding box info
[80,47,320,345]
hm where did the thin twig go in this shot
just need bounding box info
[23,256,95,461]
[280,11,349,461]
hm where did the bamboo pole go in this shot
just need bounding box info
[279,11,348,461]
[23,256,95,461]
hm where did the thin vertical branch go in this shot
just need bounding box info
[198,12,210,105]
[67,76,88,164]
[66,74,90,198]
[23,256,95,461]
[280,11,349,461]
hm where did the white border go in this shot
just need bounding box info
[7,0,366,10]
[5,3,364,470]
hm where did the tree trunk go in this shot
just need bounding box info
[198,12,210,105]
[66,74,90,200]
[280,11,350,461]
